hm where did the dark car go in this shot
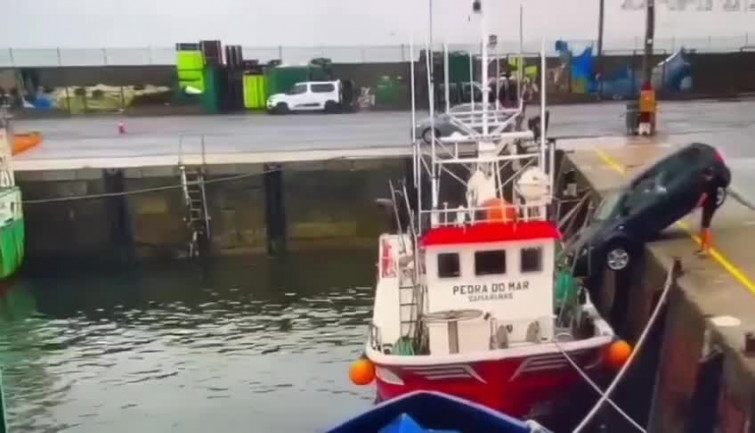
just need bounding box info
[568,142,730,275]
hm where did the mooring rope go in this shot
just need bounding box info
[20,166,283,204]
[553,335,646,433]
[572,260,678,433]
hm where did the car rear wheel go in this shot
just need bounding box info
[606,243,631,272]
[422,128,440,144]
[274,103,289,114]
[324,100,339,113]
[715,185,727,208]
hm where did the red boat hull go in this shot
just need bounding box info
[373,347,607,420]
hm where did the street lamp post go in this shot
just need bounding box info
[641,0,655,86]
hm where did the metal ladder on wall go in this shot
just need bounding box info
[178,136,211,257]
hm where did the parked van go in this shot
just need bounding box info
[267,80,346,114]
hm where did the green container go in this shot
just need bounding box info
[448,51,471,84]
[266,66,309,97]
[243,74,268,109]
[375,75,403,106]
[201,65,221,114]
[176,49,204,92]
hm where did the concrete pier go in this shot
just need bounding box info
[566,143,755,433]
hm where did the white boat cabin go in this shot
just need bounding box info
[420,221,559,355]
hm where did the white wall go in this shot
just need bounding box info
[1,0,753,48]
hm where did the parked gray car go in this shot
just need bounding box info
[413,103,512,143]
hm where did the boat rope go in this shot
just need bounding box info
[20,167,282,204]
[572,259,679,433]
[553,335,646,433]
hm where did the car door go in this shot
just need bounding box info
[656,147,705,227]
[620,174,668,237]
[298,83,324,111]
[286,83,308,111]
[310,83,337,110]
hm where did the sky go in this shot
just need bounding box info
[1,0,753,49]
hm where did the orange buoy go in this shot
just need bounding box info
[349,358,375,385]
[605,340,632,369]
[482,198,517,223]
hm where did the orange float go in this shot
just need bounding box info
[482,198,518,223]
[349,358,375,385]
[605,340,632,370]
[12,132,43,155]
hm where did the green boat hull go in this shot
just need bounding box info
[0,187,24,280]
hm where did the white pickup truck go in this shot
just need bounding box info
[267,80,343,114]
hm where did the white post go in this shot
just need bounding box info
[518,4,525,112]
[444,42,450,113]
[480,6,489,136]
[495,40,501,110]
[540,38,547,172]
[410,39,418,187]
[426,40,439,223]
[469,49,475,112]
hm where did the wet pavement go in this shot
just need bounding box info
[13,100,755,202]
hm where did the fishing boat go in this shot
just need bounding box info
[328,390,550,433]
[349,2,628,425]
[0,105,25,280]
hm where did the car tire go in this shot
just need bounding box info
[324,100,339,113]
[714,185,727,208]
[422,128,440,144]
[605,241,632,272]
[274,103,289,115]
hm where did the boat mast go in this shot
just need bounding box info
[477,0,489,137]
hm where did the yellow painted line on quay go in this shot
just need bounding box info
[593,147,755,295]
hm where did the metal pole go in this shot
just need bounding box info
[425,39,438,218]
[641,0,656,86]
[428,0,434,106]
[540,39,546,170]
[469,49,474,111]
[410,40,418,187]
[597,0,605,98]
[480,4,489,136]
[444,42,450,113]
[518,4,524,111]
[496,40,500,110]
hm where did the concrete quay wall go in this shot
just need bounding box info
[565,150,755,433]
[16,158,407,261]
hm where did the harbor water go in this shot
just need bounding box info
[0,250,375,432]
[0,248,653,433]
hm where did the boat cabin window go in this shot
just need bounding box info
[520,247,542,273]
[474,250,506,276]
[437,253,460,278]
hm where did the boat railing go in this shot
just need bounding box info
[421,201,548,228]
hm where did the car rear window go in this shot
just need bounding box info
[311,83,335,93]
